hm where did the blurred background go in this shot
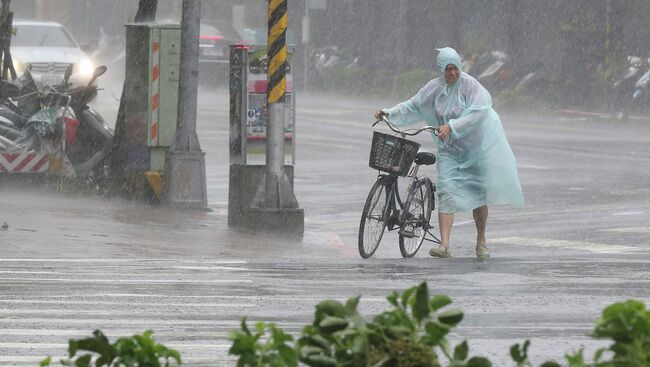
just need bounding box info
[10,0,650,113]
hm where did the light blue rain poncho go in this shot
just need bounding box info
[384,47,524,213]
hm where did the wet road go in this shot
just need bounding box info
[0,86,649,365]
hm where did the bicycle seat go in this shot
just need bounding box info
[415,152,436,165]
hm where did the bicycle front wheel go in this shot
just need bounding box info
[399,178,433,258]
[358,177,390,259]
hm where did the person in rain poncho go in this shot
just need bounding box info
[375,47,524,259]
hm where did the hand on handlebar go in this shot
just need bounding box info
[438,124,451,141]
[374,110,388,120]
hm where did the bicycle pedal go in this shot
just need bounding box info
[399,229,416,238]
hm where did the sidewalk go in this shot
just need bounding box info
[0,185,347,260]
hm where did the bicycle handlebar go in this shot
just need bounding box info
[373,115,439,137]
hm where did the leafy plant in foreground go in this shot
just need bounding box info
[229,318,297,367]
[230,282,491,367]
[40,329,181,367]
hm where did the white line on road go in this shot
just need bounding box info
[612,211,645,216]
[0,278,252,284]
[0,259,247,264]
[0,300,253,307]
[492,237,639,254]
[603,226,650,234]
[0,328,230,337]
[0,342,230,349]
[0,305,254,314]
[0,318,303,326]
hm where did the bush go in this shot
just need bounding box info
[39,284,650,366]
[40,330,181,367]
[228,282,650,367]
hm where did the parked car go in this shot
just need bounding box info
[198,21,241,86]
[10,20,95,87]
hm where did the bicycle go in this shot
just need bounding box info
[358,116,441,258]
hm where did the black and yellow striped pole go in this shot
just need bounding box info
[264,0,296,209]
[267,0,288,105]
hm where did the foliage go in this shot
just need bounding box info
[40,329,181,367]
[505,300,650,367]
[231,282,491,367]
[38,290,650,366]
[229,318,298,367]
[229,285,650,367]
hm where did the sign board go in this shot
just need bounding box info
[229,45,295,166]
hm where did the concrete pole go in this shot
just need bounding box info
[175,0,201,152]
[162,0,207,209]
[264,0,298,209]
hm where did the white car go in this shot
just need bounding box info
[10,20,95,87]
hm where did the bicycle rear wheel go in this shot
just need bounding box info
[399,178,432,258]
[358,177,390,258]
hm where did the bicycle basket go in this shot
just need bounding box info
[369,131,420,176]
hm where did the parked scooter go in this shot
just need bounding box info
[471,50,513,92]
[610,55,645,119]
[0,65,113,185]
[630,58,650,116]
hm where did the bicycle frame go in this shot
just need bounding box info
[373,116,440,244]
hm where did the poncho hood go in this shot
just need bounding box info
[436,47,463,74]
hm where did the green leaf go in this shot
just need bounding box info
[279,345,298,367]
[401,286,416,307]
[304,354,338,367]
[241,317,251,336]
[345,295,360,314]
[467,356,493,367]
[412,282,430,322]
[351,335,365,354]
[386,326,411,338]
[453,340,469,361]
[593,347,606,362]
[302,335,330,350]
[438,309,464,326]
[39,356,52,367]
[423,321,450,345]
[68,340,78,357]
[430,294,452,311]
[318,316,349,333]
[439,338,452,359]
[316,300,347,318]
[387,291,399,306]
[299,345,326,359]
[510,342,523,362]
[73,354,91,367]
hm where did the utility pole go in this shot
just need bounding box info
[162,0,207,209]
[264,0,295,209]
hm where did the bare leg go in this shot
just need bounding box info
[438,212,454,249]
[473,205,488,245]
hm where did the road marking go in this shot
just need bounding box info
[0,328,230,336]
[518,164,550,170]
[612,211,645,216]
[0,342,230,349]
[604,226,650,234]
[0,259,247,264]
[492,237,638,254]
[0,278,252,284]
[0,304,255,313]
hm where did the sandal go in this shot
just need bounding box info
[429,246,451,258]
[476,243,490,259]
